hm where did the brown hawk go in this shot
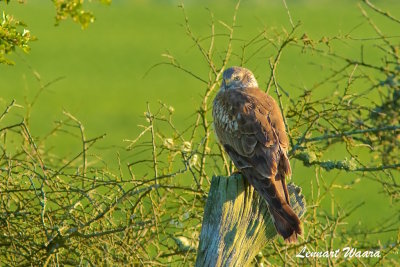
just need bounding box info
[212,66,301,243]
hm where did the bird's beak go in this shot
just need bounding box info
[222,78,230,88]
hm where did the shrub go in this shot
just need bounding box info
[1,1,399,265]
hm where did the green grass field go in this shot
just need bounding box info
[1,0,399,264]
[2,0,399,145]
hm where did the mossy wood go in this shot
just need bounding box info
[195,174,306,267]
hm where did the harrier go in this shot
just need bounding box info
[212,66,301,243]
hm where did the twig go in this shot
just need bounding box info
[0,99,16,122]
[282,0,294,29]
[362,0,400,24]
[303,125,400,143]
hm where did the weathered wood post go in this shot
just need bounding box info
[195,174,306,267]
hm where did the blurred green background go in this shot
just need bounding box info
[1,0,399,247]
[2,0,399,146]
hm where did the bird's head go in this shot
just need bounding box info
[220,66,258,91]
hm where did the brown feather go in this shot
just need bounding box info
[213,86,301,243]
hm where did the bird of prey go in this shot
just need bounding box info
[212,66,301,243]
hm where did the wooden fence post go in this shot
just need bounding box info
[195,174,306,267]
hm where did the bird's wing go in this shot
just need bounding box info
[213,87,301,241]
[213,87,290,177]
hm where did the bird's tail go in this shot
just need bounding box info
[250,173,302,243]
[269,203,302,243]
[247,153,302,243]
[269,152,302,243]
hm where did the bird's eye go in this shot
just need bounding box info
[233,76,240,81]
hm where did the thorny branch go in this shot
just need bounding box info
[1,0,399,266]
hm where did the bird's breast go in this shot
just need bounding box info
[213,97,239,134]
